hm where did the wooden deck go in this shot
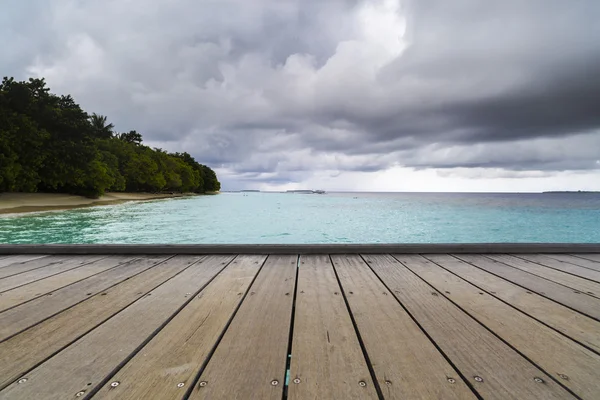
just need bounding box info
[1,251,600,399]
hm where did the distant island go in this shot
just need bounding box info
[286,190,326,194]
[0,76,220,198]
[543,191,600,194]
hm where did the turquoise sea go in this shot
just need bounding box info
[1,192,599,244]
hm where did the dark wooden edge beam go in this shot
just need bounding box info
[0,243,599,255]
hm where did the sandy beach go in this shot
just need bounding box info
[0,192,200,215]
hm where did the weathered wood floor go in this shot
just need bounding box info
[1,253,600,399]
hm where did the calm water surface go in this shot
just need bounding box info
[1,192,599,244]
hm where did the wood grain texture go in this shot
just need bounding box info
[93,255,265,400]
[0,256,105,292]
[0,256,63,279]
[516,254,600,282]
[0,256,135,312]
[0,255,188,390]
[331,255,476,400]
[373,254,575,400]
[433,254,600,354]
[0,255,231,400]
[190,255,297,400]
[548,254,600,272]
[0,255,48,270]
[411,254,600,399]
[0,256,171,341]
[573,254,600,263]
[456,254,600,321]
[1,252,600,399]
[288,255,379,400]
[487,255,600,297]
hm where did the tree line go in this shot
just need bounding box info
[0,77,220,198]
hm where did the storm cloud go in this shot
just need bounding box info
[3,0,600,190]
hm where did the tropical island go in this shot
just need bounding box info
[0,77,220,212]
[542,191,600,194]
[286,189,326,194]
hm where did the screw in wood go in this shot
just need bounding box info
[534,377,544,383]
[177,382,185,388]
[199,381,208,387]
[271,380,279,386]
[76,391,85,397]
[110,381,120,387]
[293,378,301,384]
[474,376,483,382]
[358,381,367,387]
[447,378,456,384]
[17,378,27,384]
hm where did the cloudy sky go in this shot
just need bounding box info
[3,0,600,191]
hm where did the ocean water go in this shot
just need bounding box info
[1,192,599,244]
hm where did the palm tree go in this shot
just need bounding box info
[117,130,143,145]
[89,113,114,138]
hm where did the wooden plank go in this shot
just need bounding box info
[408,254,600,399]
[0,256,136,312]
[517,254,600,281]
[189,255,297,400]
[0,255,48,270]
[94,255,265,400]
[0,255,232,399]
[456,254,600,321]
[331,255,476,400]
[488,254,600,296]
[0,255,186,390]
[369,254,575,400]
[574,253,600,263]
[0,256,62,279]
[287,255,379,400]
[425,254,600,354]
[0,255,105,292]
[0,256,171,341]
[550,254,600,272]
[2,243,600,255]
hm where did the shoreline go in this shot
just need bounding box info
[0,192,208,215]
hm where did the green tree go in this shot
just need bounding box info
[0,76,220,197]
[201,165,221,192]
[116,130,142,145]
[89,113,114,139]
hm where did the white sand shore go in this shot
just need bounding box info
[0,192,200,215]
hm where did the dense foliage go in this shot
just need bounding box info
[0,77,220,198]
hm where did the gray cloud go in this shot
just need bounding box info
[3,0,600,189]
